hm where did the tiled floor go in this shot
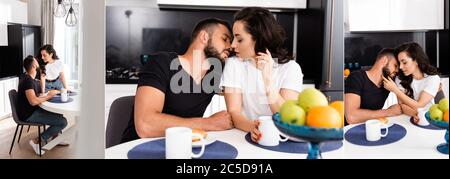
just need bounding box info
[0,117,77,159]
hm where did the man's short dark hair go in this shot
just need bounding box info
[376,48,395,61]
[23,55,35,72]
[191,18,231,42]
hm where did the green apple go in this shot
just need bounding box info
[438,98,449,112]
[280,102,306,126]
[429,104,440,113]
[430,108,444,121]
[298,88,328,112]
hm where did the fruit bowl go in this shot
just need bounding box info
[425,112,449,154]
[273,113,343,159]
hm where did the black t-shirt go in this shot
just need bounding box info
[345,70,389,110]
[121,52,221,143]
[17,74,41,120]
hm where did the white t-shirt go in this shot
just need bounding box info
[395,74,441,109]
[45,60,64,80]
[220,57,304,120]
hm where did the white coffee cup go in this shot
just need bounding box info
[60,89,68,102]
[417,107,430,126]
[165,127,205,159]
[365,119,389,141]
[257,116,289,146]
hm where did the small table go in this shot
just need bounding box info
[39,91,80,150]
[343,115,448,159]
[105,129,345,159]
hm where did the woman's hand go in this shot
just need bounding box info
[412,116,420,124]
[250,120,262,143]
[382,76,399,93]
[256,49,274,84]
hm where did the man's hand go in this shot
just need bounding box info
[387,104,402,116]
[206,110,233,131]
[47,91,57,98]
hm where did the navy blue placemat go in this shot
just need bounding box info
[345,124,407,146]
[56,91,78,97]
[409,117,444,130]
[48,97,74,103]
[127,139,238,159]
[244,133,342,154]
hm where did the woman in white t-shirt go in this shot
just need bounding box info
[220,7,303,142]
[39,44,69,93]
[383,42,441,124]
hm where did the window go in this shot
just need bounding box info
[53,2,79,87]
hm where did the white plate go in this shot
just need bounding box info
[192,136,216,148]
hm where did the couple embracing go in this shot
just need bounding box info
[121,7,303,143]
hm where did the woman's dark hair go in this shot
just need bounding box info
[234,7,292,64]
[395,42,439,98]
[38,44,59,76]
[40,44,59,60]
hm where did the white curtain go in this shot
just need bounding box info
[41,0,55,45]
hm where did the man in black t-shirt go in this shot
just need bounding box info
[122,18,234,141]
[345,48,402,124]
[17,56,67,155]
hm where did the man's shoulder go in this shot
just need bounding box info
[18,74,35,90]
[347,69,366,81]
[147,52,178,64]
[19,74,32,83]
[141,52,179,72]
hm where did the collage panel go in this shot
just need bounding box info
[0,0,447,162]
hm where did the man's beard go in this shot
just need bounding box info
[382,66,390,78]
[382,63,396,79]
[204,40,224,61]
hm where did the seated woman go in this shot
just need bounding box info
[220,7,303,142]
[383,42,441,124]
[38,44,69,94]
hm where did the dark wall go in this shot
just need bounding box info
[106,7,295,70]
[438,30,448,76]
[106,7,296,84]
[446,0,449,29]
[296,0,326,87]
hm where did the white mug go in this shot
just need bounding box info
[417,107,430,126]
[60,89,68,102]
[365,119,389,141]
[165,127,205,159]
[257,116,289,146]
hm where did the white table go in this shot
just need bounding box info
[105,129,345,159]
[343,115,448,159]
[39,92,80,150]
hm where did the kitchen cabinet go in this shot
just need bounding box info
[0,0,28,46]
[0,24,7,46]
[0,0,27,24]
[0,3,8,46]
[157,0,307,10]
[3,24,42,77]
[347,0,444,31]
[0,77,18,120]
[321,0,344,101]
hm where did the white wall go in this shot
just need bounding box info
[23,0,41,26]
[106,0,158,7]
[76,0,105,159]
